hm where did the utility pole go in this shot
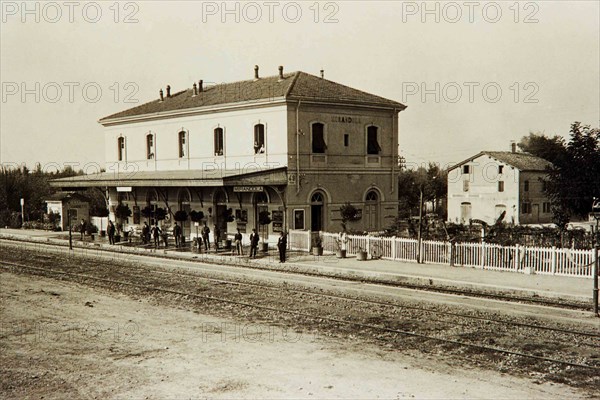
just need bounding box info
[592,197,600,317]
[20,198,25,228]
[417,186,424,264]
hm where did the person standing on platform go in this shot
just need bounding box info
[234,228,243,255]
[249,228,259,258]
[79,219,86,240]
[201,223,210,251]
[107,221,116,245]
[152,223,161,248]
[173,222,182,248]
[214,225,221,251]
[142,222,150,244]
[277,231,287,263]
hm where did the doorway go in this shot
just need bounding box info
[310,191,325,232]
[365,190,379,231]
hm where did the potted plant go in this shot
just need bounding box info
[258,210,272,252]
[189,210,204,250]
[335,231,348,258]
[312,235,323,256]
[114,203,131,242]
[356,247,367,261]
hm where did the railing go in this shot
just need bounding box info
[287,230,596,278]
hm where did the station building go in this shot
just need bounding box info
[52,66,406,242]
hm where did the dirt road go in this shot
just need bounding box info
[1,271,591,399]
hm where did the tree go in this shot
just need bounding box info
[518,132,568,165]
[545,122,600,221]
[339,202,361,230]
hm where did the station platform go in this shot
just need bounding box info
[1,228,596,307]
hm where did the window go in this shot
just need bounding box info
[117,137,125,161]
[146,134,154,160]
[463,165,470,174]
[254,124,265,154]
[178,131,186,158]
[463,180,469,192]
[344,134,349,147]
[367,126,381,155]
[542,180,547,192]
[366,191,379,201]
[522,202,531,214]
[543,202,551,213]
[498,165,504,174]
[311,123,326,153]
[214,128,224,156]
[293,209,305,230]
[524,180,529,192]
[498,181,504,192]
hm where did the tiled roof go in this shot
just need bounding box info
[45,191,90,202]
[50,167,288,188]
[484,151,553,171]
[100,71,406,122]
[449,151,553,171]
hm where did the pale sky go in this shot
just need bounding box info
[1,1,598,171]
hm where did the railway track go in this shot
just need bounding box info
[0,237,592,311]
[2,258,599,373]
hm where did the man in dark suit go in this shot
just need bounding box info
[277,231,287,263]
[249,228,260,258]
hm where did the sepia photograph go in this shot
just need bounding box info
[1,1,599,399]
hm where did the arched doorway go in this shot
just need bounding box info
[310,191,325,232]
[214,189,228,236]
[254,191,269,240]
[460,202,472,224]
[365,190,379,231]
[178,189,191,237]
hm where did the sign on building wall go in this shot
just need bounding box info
[272,210,283,232]
[233,186,263,193]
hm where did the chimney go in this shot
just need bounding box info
[192,83,198,96]
[511,142,517,153]
[199,80,203,92]
[166,85,171,98]
[278,66,284,80]
[159,89,164,101]
[320,69,324,79]
[254,65,259,80]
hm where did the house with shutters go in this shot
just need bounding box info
[51,66,406,242]
[447,148,553,225]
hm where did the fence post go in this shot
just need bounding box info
[366,235,371,258]
[480,241,485,268]
[515,244,520,271]
[391,236,397,260]
[551,246,557,275]
[448,241,453,266]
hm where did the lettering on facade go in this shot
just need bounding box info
[331,116,361,123]
[233,186,264,193]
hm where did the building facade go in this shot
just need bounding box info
[52,67,406,242]
[447,151,553,225]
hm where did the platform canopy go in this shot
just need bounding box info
[50,167,288,190]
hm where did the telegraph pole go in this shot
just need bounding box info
[417,186,424,264]
[20,198,25,228]
[592,197,600,317]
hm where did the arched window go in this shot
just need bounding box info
[214,189,227,205]
[117,137,125,161]
[146,189,158,206]
[311,192,324,204]
[178,189,191,209]
[366,191,379,202]
[254,124,265,154]
[178,131,187,158]
[146,134,154,160]
[367,126,381,155]
[254,192,269,205]
[311,122,326,153]
[214,128,224,156]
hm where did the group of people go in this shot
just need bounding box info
[103,219,288,262]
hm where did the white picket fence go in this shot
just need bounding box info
[287,230,597,278]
